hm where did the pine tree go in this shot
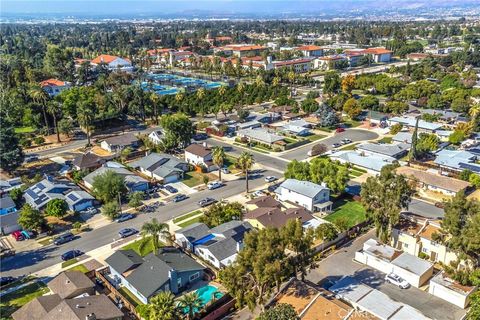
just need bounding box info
[408,117,419,161]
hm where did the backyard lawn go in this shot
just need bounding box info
[122,236,158,257]
[118,286,143,306]
[325,200,367,229]
[0,281,49,318]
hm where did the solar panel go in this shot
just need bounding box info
[459,162,480,173]
[37,183,46,190]
[67,193,79,202]
[25,189,39,199]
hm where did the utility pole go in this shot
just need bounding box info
[117,192,122,215]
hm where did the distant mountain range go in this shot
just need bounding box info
[2,0,479,20]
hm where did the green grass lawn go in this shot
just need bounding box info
[325,200,367,229]
[305,134,326,142]
[14,126,36,134]
[183,171,206,188]
[339,143,359,151]
[173,210,203,223]
[67,264,89,273]
[122,236,159,257]
[349,170,365,178]
[283,137,298,144]
[378,137,393,144]
[316,126,335,133]
[0,276,36,291]
[0,281,49,318]
[352,166,367,173]
[61,258,79,268]
[118,286,143,306]
[177,215,204,228]
[343,119,362,128]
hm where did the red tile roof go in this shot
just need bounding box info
[91,54,131,64]
[273,58,313,67]
[362,48,393,55]
[147,48,172,56]
[296,45,323,51]
[40,79,67,87]
[225,44,266,51]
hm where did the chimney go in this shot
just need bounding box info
[86,313,97,320]
[320,182,327,188]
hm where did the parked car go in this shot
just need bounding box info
[173,194,188,202]
[332,143,342,148]
[341,138,352,144]
[264,176,277,183]
[164,185,178,193]
[221,167,231,174]
[80,207,98,215]
[193,133,208,141]
[335,127,345,133]
[11,231,24,241]
[118,228,138,238]
[53,232,75,245]
[0,248,15,259]
[61,250,83,261]
[253,190,266,197]
[267,183,280,192]
[434,202,445,209]
[207,181,223,190]
[198,197,217,207]
[116,213,135,223]
[0,276,16,287]
[24,155,39,163]
[385,273,410,289]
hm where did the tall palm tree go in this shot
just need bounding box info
[46,100,62,143]
[77,100,94,146]
[148,291,179,320]
[177,292,203,320]
[29,85,50,134]
[212,146,226,181]
[139,218,171,254]
[235,151,255,193]
[196,88,206,118]
[469,104,480,129]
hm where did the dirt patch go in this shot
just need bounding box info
[17,159,62,179]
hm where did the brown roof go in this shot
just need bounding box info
[43,295,123,320]
[244,207,282,220]
[276,280,318,314]
[185,144,211,157]
[255,207,315,229]
[246,195,281,208]
[47,271,95,299]
[302,293,352,320]
[72,152,105,170]
[396,166,470,193]
[12,294,62,320]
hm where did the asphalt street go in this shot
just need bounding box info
[280,129,379,161]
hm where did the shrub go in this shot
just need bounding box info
[33,136,45,145]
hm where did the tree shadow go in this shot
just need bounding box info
[0,245,59,273]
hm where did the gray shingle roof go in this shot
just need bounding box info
[277,179,329,199]
[105,249,143,274]
[175,222,210,243]
[43,295,123,320]
[0,195,16,209]
[102,133,138,147]
[47,271,95,299]
[83,166,147,187]
[357,142,410,158]
[11,294,62,320]
[237,128,284,144]
[72,152,104,169]
[197,237,239,261]
[130,153,186,178]
[0,211,19,229]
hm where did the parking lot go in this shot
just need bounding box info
[306,230,466,320]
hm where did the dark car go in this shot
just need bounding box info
[172,194,188,202]
[198,197,217,207]
[116,213,135,223]
[53,232,75,245]
[0,276,16,287]
[335,127,345,133]
[61,250,83,261]
[118,228,138,238]
[164,185,178,193]
[193,133,208,141]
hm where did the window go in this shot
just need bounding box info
[189,272,199,281]
[422,247,429,253]
[177,278,182,287]
[402,243,409,249]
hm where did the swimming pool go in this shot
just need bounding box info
[181,285,223,314]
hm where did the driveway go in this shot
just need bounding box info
[281,129,379,161]
[306,230,465,320]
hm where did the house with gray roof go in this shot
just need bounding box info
[0,177,23,192]
[175,221,253,269]
[42,295,123,320]
[130,152,188,183]
[388,116,443,132]
[47,270,95,299]
[83,162,149,192]
[392,131,413,144]
[105,247,205,304]
[357,142,409,159]
[275,179,332,212]
[330,150,396,173]
[0,195,17,216]
[0,210,20,235]
[435,150,480,174]
[24,177,94,212]
[100,133,139,153]
[237,128,285,147]
[72,152,106,171]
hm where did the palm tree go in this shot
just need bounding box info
[212,146,226,181]
[272,76,281,88]
[177,292,203,320]
[46,101,62,143]
[196,88,206,118]
[77,100,94,146]
[235,151,255,193]
[139,218,171,254]
[148,291,179,320]
[469,104,480,129]
[150,92,161,124]
[29,85,50,134]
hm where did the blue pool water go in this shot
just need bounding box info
[182,285,223,314]
[142,73,226,95]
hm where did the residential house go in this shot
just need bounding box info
[330,150,396,173]
[24,177,95,212]
[40,79,71,97]
[0,195,17,215]
[355,238,434,288]
[361,48,393,63]
[148,129,164,145]
[275,179,332,212]
[392,132,413,145]
[429,272,477,309]
[0,211,20,235]
[175,221,253,269]
[388,116,443,133]
[282,124,311,136]
[391,217,463,267]
[245,205,322,230]
[47,271,95,299]
[357,142,409,159]
[235,120,262,130]
[72,152,106,171]
[396,166,470,197]
[434,149,480,174]
[83,162,149,192]
[253,112,281,124]
[237,128,286,148]
[91,54,133,72]
[296,45,324,57]
[245,195,282,211]
[105,247,205,304]
[184,144,217,172]
[42,295,123,320]
[100,133,139,153]
[0,177,23,192]
[130,152,188,183]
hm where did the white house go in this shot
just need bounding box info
[361,48,393,63]
[91,54,133,72]
[429,272,477,309]
[275,179,332,212]
[100,133,139,153]
[296,45,324,57]
[40,79,71,97]
[184,144,217,172]
[129,152,188,183]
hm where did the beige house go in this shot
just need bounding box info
[391,217,461,267]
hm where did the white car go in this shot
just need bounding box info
[207,181,223,190]
[264,176,277,183]
[252,190,266,197]
[385,273,410,289]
